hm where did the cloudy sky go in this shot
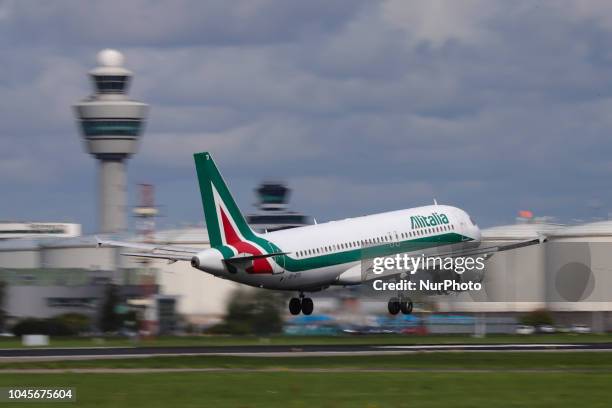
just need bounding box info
[2,0,612,233]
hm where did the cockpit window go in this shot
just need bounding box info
[469,216,477,226]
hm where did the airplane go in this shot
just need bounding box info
[98,152,544,316]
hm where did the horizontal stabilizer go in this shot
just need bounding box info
[224,252,288,264]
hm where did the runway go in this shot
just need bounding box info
[1,342,612,361]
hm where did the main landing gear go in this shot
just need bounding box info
[289,293,314,315]
[387,297,413,315]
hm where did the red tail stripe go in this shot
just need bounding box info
[220,208,273,274]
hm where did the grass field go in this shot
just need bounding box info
[1,352,612,407]
[1,371,611,408]
[2,334,611,406]
[0,333,610,349]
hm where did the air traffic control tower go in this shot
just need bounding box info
[246,182,312,232]
[74,49,149,233]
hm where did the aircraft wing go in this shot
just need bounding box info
[120,252,194,263]
[335,236,547,285]
[431,236,546,260]
[96,237,201,254]
[98,237,291,265]
[96,237,201,263]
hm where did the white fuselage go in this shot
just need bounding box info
[193,204,481,291]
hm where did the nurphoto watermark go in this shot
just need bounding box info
[367,253,487,294]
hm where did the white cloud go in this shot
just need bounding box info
[381,0,500,46]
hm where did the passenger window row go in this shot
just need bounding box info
[399,223,454,239]
[294,224,455,258]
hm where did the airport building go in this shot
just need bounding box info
[0,222,81,241]
[3,218,612,332]
[0,181,312,328]
[434,220,612,332]
[246,182,312,232]
[74,49,148,234]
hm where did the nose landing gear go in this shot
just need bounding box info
[288,292,314,315]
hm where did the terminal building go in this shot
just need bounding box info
[0,222,81,241]
[433,220,612,332]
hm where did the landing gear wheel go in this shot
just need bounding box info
[301,298,314,315]
[388,297,400,315]
[289,297,301,315]
[400,301,413,315]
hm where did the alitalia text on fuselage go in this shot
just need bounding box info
[410,212,449,229]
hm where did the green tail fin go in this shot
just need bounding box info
[193,152,256,247]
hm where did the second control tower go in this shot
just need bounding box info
[74,49,149,233]
[246,182,312,232]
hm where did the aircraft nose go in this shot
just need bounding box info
[473,225,482,242]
